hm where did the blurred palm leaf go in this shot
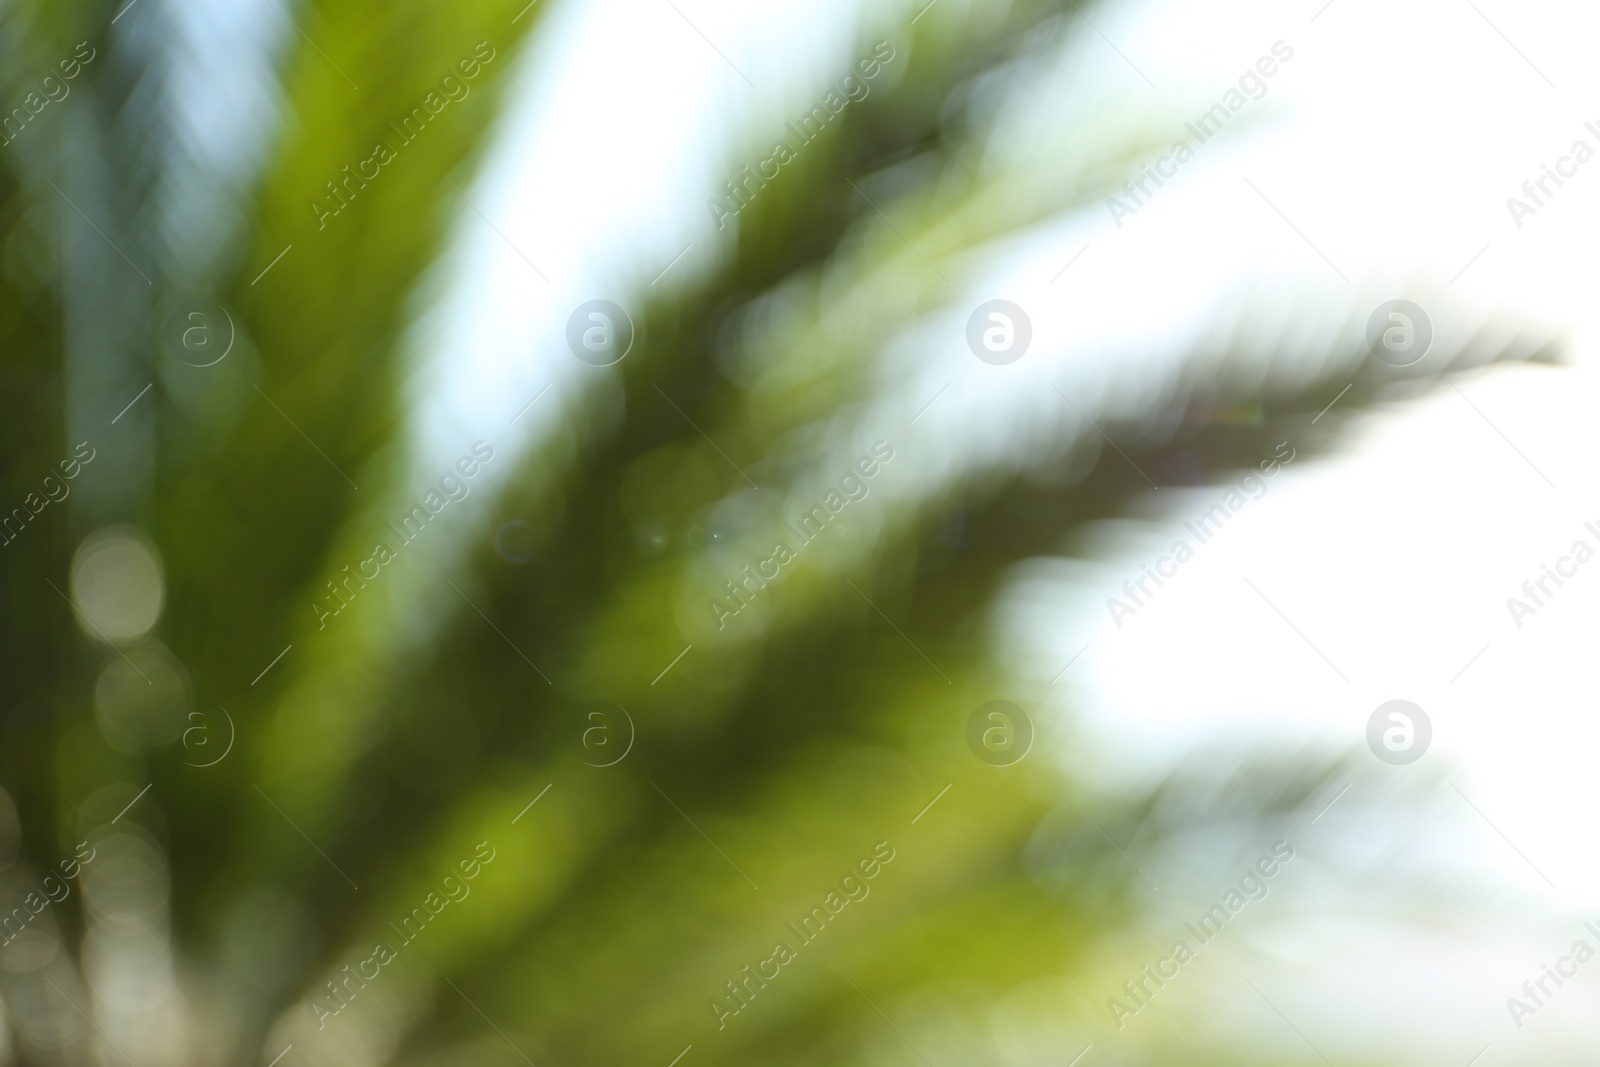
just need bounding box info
[0,0,1555,1065]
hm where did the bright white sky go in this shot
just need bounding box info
[345,0,1600,1060]
[106,0,1600,1060]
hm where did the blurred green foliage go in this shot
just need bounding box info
[0,0,1387,1064]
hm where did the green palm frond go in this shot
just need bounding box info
[0,0,1556,1064]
